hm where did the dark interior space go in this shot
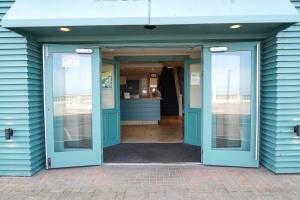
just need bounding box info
[159,67,179,116]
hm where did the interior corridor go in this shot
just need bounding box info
[121,116,183,143]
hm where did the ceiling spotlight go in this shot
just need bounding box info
[230,24,241,29]
[59,27,71,32]
[144,25,157,30]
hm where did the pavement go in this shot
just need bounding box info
[0,164,300,200]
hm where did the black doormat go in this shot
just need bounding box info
[104,143,201,163]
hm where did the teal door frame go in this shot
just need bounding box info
[102,59,121,148]
[184,59,202,147]
[44,44,102,168]
[43,41,261,169]
[202,42,260,168]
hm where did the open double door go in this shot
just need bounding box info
[44,43,259,169]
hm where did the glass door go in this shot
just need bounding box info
[44,45,101,168]
[202,43,259,167]
[102,59,120,147]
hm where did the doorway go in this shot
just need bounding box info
[44,42,259,169]
[101,47,202,163]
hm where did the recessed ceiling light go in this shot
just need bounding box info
[230,24,241,29]
[59,27,71,32]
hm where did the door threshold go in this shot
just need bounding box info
[103,162,202,166]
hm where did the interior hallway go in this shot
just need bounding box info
[121,116,183,143]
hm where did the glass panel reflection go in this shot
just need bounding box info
[190,63,201,108]
[101,64,115,109]
[53,53,92,152]
[211,51,252,151]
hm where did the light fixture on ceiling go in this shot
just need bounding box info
[230,24,242,29]
[59,27,71,32]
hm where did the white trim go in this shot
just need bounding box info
[42,44,49,169]
[255,42,261,161]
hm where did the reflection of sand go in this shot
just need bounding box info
[53,95,93,148]
[212,102,251,115]
[54,113,92,148]
[212,97,251,144]
[212,95,251,115]
[53,95,92,116]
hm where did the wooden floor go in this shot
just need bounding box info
[121,116,183,143]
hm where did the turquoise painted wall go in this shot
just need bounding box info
[121,99,161,121]
[261,0,300,174]
[0,0,299,175]
[0,0,44,176]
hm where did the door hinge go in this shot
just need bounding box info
[47,157,51,168]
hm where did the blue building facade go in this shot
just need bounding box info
[0,0,44,176]
[0,0,299,176]
[261,0,300,173]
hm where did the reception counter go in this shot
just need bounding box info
[121,98,161,124]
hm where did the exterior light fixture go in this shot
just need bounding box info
[144,25,157,30]
[210,47,228,52]
[230,24,242,29]
[5,128,13,140]
[59,27,71,32]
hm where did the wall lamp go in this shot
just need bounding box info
[294,125,300,136]
[5,128,13,140]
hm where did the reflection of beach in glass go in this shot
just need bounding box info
[52,53,93,152]
[211,51,252,151]
[102,71,112,88]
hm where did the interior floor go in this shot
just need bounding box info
[121,116,183,143]
[104,143,201,163]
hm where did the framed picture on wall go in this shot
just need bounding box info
[101,71,113,88]
[124,92,130,99]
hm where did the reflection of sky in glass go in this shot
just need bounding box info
[53,54,92,97]
[212,51,251,96]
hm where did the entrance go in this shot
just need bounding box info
[101,48,202,163]
[44,42,259,168]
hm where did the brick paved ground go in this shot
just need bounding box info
[0,164,300,200]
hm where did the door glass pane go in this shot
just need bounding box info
[101,64,115,109]
[211,51,252,151]
[190,63,201,108]
[53,53,92,152]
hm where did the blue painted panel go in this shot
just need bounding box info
[202,42,259,168]
[102,60,121,148]
[103,112,120,148]
[185,111,201,146]
[2,0,149,27]
[45,45,101,168]
[184,59,202,147]
[121,99,161,121]
[260,0,300,174]
[3,0,299,27]
[0,0,44,176]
